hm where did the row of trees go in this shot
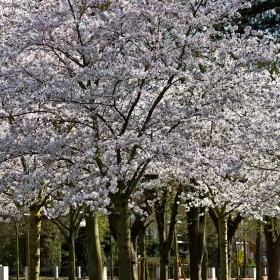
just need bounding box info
[0,0,280,280]
[0,203,269,280]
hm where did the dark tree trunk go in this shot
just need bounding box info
[264,216,280,280]
[256,221,262,280]
[187,206,206,280]
[67,206,79,280]
[68,235,76,280]
[217,213,228,280]
[86,214,103,280]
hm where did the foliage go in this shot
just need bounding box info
[75,226,88,267]
[100,233,118,263]
[41,218,63,267]
[231,249,244,268]
[145,237,160,258]
[249,259,256,267]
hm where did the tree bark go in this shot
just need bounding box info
[201,247,208,280]
[138,228,147,280]
[14,218,20,280]
[68,234,76,280]
[29,205,42,280]
[68,207,76,280]
[131,238,138,280]
[187,206,206,280]
[115,193,133,280]
[264,216,280,280]
[256,221,262,280]
[86,214,103,280]
[218,213,228,280]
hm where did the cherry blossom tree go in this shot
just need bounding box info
[1,1,280,280]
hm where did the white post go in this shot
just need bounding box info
[207,267,215,280]
[77,266,81,280]
[25,266,30,280]
[264,267,267,276]
[103,267,107,280]
[1,267,8,280]
[54,266,59,280]
[248,267,256,279]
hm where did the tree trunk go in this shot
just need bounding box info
[108,190,151,279]
[159,248,169,280]
[228,240,233,279]
[138,228,147,280]
[26,228,30,267]
[68,235,76,280]
[218,214,228,280]
[29,205,42,280]
[156,198,169,280]
[201,248,208,280]
[264,217,280,280]
[86,214,103,280]
[256,221,262,280]
[115,194,133,280]
[187,206,206,280]
[110,234,114,280]
[68,208,76,280]
[14,219,20,280]
[132,238,138,280]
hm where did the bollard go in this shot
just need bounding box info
[248,267,256,280]
[77,266,82,280]
[0,266,9,280]
[25,266,30,280]
[103,267,107,280]
[54,266,59,280]
[263,267,267,276]
[207,267,216,280]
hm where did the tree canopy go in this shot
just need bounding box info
[0,0,280,279]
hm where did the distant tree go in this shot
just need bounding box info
[237,0,280,35]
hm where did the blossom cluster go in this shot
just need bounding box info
[0,0,279,221]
